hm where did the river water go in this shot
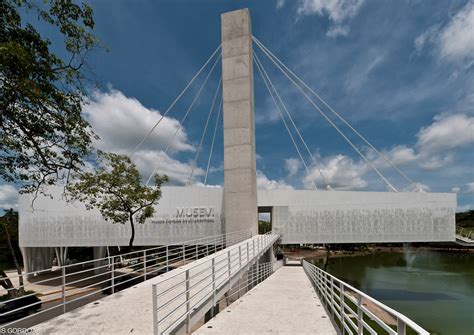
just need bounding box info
[311,250,473,335]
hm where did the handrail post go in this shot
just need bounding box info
[152,284,158,335]
[186,269,190,333]
[228,250,232,291]
[357,294,363,334]
[238,245,242,298]
[239,245,242,272]
[183,244,186,264]
[111,260,115,294]
[330,276,335,318]
[143,250,147,281]
[397,318,406,335]
[340,281,345,334]
[246,242,250,266]
[165,245,169,269]
[195,243,199,260]
[211,258,216,317]
[61,266,66,314]
[253,239,255,259]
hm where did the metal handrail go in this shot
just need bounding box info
[0,230,252,328]
[151,232,279,335]
[456,227,473,240]
[157,234,276,334]
[302,260,429,335]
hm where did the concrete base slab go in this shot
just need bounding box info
[194,265,336,335]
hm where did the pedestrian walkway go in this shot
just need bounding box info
[194,264,336,335]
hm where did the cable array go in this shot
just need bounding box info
[252,37,417,192]
[187,79,222,185]
[128,36,420,193]
[251,36,416,192]
[145,49,222,186]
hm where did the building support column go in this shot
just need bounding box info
[21,247,54,279]
[93,246,107,274]
[54,247,69,266]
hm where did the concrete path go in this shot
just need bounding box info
[194,265,336,335]
[28,235,277,335]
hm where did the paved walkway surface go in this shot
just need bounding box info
[194,265,336,335]
[28,235,277,335]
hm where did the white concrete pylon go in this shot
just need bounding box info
[221,9,258,236]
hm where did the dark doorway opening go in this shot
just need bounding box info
[258,206,272,234]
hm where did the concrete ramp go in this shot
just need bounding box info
[195,265,336,335]
[31,234,278,335]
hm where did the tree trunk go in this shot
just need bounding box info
[128,213,135,248]
[0,269,18,297]
[2,224,24,297]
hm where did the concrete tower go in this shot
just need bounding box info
[221,9,258,235]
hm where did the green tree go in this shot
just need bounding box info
[1,0,101,195]
[67,152,169,248]
[258,220,271,234]
[0,210,24,298]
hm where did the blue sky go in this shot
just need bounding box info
[1,0,473,211]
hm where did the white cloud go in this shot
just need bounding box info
[304,154,368,190]
[295,112,474,191]
[373,114,474,172]
[384,146,417,166]
[257,170,294,190]
[402,183,431,192]
[438,1,474,60]
[284,158,302,176]
[297,0,364,22]
[297,0,364,37]
[0,185,18,210]
[416,114,474,153]
[417,154,455,171]
[466,182,474,193]
[132,150,204,186]
[414,25,440,53]
[345,52,385,92]
[327,25,349,37]
[82,89,204,185]
[415,1,474,62]
[276,0,286,9]
[84,89,193,154]
[452,186,461,193]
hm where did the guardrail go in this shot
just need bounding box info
[302,260,429,335]
[456,227,473,240]
[152,232,279,335]
[0,230,252,328]
[210,261,274,315]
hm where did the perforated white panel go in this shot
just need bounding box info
[19,188,456,247]
[19,186,223,247]
[258,190,456,244]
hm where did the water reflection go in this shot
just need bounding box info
[311,250,474,335]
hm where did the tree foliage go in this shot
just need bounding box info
[258,220,271,234]
[67,152,169,247]
[0,0,101,194]
[456,210,474,228]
